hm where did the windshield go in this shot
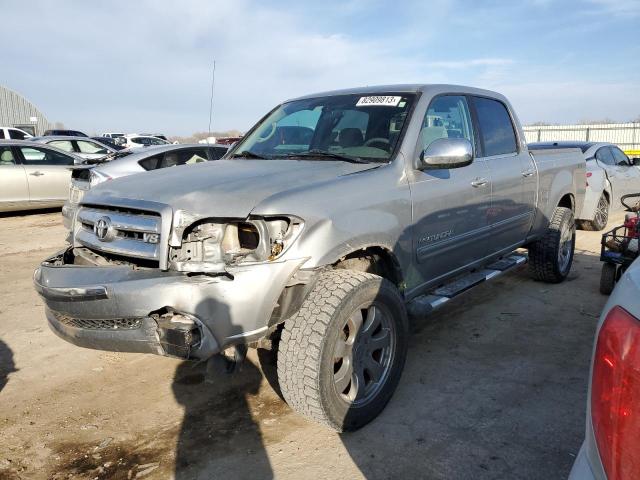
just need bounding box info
[231,93,416,162]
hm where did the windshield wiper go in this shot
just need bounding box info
[284,150,371,164]
[231,150,269,159]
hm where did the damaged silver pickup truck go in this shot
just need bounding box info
[34,85,585,431]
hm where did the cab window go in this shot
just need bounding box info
[418,95,474,153]
[472,97,518,157]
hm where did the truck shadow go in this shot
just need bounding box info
[171,300,273,480]
[338,249,606,479]
[0,338,16,393]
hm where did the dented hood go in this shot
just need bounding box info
[85,159,377,217]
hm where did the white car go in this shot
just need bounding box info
[119,134,170,149]
[101,132,125,139]
[0,127,33,140]
[530,142,640,230]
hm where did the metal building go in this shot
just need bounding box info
[0,85,52,136]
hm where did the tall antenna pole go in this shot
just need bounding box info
[208,60,216,138]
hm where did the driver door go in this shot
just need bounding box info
[410,95,491,287]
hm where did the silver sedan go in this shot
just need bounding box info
[63,143,228,228]
[0,140,83,212]
[31,136,117,160]
[530,142,640,230]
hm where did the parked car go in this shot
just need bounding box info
[139,133,168,141]
[101,132,125,139]
[0,140,82,212]
[531,141,640,230]
[0,127,33,140]
[61,143,228,229]
[90,136,126,151]
[31,136,117,160]
[568,257,640,480]
[43,129,88,137]
[34,84,585,431]
[119,134,170,149]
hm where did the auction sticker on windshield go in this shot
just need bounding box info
[356,96,402,107]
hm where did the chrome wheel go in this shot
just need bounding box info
[594,195,609,229]
[558,220,574,273]
[333,303,396,406]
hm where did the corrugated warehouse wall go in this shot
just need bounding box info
[523,123,640,154]
[0,85,52,136]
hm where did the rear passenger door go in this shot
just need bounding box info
[0,145,29,210]
[471,96,536,252]
[16,146,74,205]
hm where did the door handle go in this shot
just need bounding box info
[29,171,44,177]
[471,178,488,188]
[522,169,535,177]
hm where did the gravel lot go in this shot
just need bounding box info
[0,209,616,479]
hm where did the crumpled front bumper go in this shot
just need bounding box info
[34,248,307,359]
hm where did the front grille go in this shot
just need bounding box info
[75,206,162,261]
[54,313,143,330]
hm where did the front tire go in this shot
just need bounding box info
[528,206,576,283]
[277,269,409,431]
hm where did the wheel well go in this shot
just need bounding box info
[558,193,574,212]
[334,247,403,289]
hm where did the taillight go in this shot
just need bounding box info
[592,306,640,480]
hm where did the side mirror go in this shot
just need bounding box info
[420,137,473,169]
[633,158,640,166]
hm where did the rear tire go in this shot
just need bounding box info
[528,206,576,283]
[599,263,617,295]
[277,269,408,432]
[581,194,609,231]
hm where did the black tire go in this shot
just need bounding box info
[600,263,617,295]
[581,194,609,231]
[528,206,576,283]
[277,269,408,432]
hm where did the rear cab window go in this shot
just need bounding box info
[472,97,518,157]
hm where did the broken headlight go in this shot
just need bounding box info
[169,216,303,272]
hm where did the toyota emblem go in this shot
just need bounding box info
[94,216,113,241]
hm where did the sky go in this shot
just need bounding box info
[1,0,639,136]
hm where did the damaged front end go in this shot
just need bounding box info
[35,211,310,361]
[167,211,304,274]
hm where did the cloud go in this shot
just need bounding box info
[585,0,640,17]
[0,0,637,134]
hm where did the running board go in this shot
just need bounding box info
[407,254,527,317]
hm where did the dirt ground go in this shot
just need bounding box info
[0,209,617,480]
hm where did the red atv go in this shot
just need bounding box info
[599,193,640,294]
